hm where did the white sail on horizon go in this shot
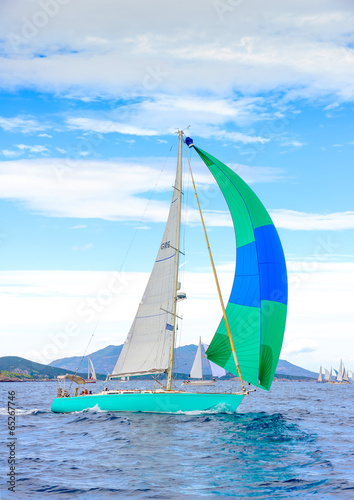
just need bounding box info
[88,357,96,381]
[189,337,203,379]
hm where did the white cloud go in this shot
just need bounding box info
[0,116,48,134]
[1,149,20,158]
[324,102,340,111]
[281,139,304,148]
[0,157,284,223]
[282,261,354,369]
[0,158,352,231]
[0,1,353,115]
[72,243,93,251]
[281,339,318,356]
[67,117,158,136]
[38,133,52,138]
[0,157,175,222]
[1,263,353,372]
[270,209,354,230]
[16,144,49,153]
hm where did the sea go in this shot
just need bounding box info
[0,380,353,500]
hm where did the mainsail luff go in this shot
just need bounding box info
[166,131,183,390]
[111,136,183,378]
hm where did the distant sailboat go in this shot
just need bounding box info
[324,367,332,383]
[317,366,324,383]
[182,337,226,386]
[85,357,96,384]
[334,359,349,384]
[51,131,288,414]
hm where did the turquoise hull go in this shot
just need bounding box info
[51,392,245,414]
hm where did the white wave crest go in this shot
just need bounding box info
[0,407,44,415]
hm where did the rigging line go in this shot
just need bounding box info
[118,143,174,273]
[183,141,246,392]
[72,143,175,385]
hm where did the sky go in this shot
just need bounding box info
[0,0,353,373]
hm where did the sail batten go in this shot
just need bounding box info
[192,145,288,391]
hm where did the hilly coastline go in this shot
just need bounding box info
[1,344,317,382]
[50,344,318,379]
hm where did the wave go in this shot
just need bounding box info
[0,407,46,415]
[171,403,237,415]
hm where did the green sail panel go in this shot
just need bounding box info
[193,145,288,390]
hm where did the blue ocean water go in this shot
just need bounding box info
[1,380,353,499]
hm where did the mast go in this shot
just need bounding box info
[166,130,183,390]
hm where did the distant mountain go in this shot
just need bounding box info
[276,359,317,378]
[0,356,101,380]
[49,345,123,376]
[50,344,318,379]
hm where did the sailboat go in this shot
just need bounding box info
[342,367,350,384]
[85,357,97,384]
[51,131,288,414]
[317,366,324,383]
[182,337,226,386]
[334,359,349,384]
[324,367,332,383]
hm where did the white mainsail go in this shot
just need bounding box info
[324,368,330,382]
[317,366,323,383]
[343,367,349,383]
[111,148,182,378]
[190,337,203,379]
[337,359,343,382]
[328,367,332,383]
